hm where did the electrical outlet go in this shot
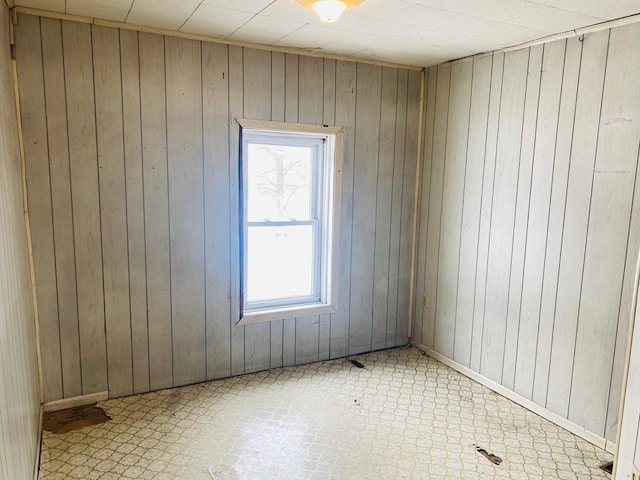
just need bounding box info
[421,294,427,307]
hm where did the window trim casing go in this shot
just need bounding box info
[236,119,344,325]
[242,134,324,310]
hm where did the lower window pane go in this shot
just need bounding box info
[247,225,314,303]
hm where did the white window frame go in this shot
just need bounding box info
[237,119,343,325]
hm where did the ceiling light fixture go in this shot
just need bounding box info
[296,0,364,23]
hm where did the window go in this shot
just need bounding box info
[238,119,343,324]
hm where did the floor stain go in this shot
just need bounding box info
[475,445,503,465]
[43,404,111,434]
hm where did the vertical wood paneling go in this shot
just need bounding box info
[613,223,640,479]
[434,58,472,357]
[614,251,640,477]
[423,64,450,350]
[0,4,41,478]
[318,58,336,361]
[501,45,542,390]
[606,147,640,440]
[63,20,108,395]
[541,31,608,415]
[40,17,81,400]
[17,17,419,403]
[453,55,491,367]
[322,58,336,126]
[414,68,435,349]
[415,23,640,445]
[637,424,640,471]
[295,55,323,365]
[93,25,133,398]
[202,42,232,380]
[139,32,173,391]
[281,53,298,367]
[470,52,503,373]
[372,67,398,350]
[349,63,382,355]
[637,427,640,471]
[397,70,421,345]
[120,29,150,394]
[166,37,206,387]
[532,38,582,407]
[269,51,285,369]
[15,15,64,401]
[242,48,272,373]
[513,40,565,398]
[608,35,640,441]
[480,49,529,383]
[607,138,640,441]
[569,23,640,436]
[284,54,298,124]
[228,45,245,376]
[386,69,408,348]
[329,60,356,359]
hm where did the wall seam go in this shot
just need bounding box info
[408,68,426,340]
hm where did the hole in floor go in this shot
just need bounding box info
[600,461,614,474]
[43,404,111,434]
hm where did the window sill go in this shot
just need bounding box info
[238,303,337,325]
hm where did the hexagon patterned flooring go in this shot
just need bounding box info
[38,347,613,479]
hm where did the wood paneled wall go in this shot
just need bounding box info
[637,423,640,474]
[0,4,41,480]
[613,255,640,480]
[414,23,640,443]
[14,14,421,403]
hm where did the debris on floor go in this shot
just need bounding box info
[43,403,111,434]
[208,466,227,480]
[475,445,503,465]
[600,461,614,474]
[349,359,365,368]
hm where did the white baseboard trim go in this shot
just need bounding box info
[414,343,616,455]
[43,391,109,412]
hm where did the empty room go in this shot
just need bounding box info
[1,0,640,478]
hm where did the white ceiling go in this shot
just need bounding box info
[14,0,640,67]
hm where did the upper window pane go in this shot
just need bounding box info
[247,143,313,222]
